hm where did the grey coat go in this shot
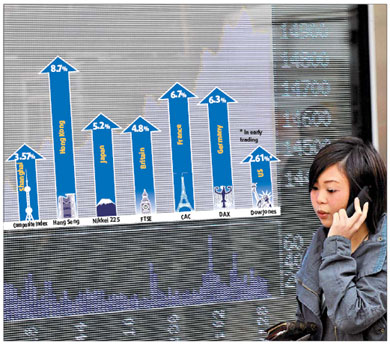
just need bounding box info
[295,214,387,340]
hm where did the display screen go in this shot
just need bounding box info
[4,4,364,340]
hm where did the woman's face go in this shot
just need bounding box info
[310,163,350,228]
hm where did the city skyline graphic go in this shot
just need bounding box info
[4,235,271,321]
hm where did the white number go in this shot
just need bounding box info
[281,22,328,40]
[251,154,271,163]
[74,322,87,341]
[131,124,149,132]
[167,314,180,341]
[93,121,109,130]
[170,90,187,98]
[281,51,330,69]
[24,327,38,340]
[281,80,331,97]
[282,234,304,289]
[285,169,310,188]
[256,306,270,341]
[212,309,226,340]
[122,317,136,337]
[50,64,67,72]
[283,138,331,157]
[13,152,35,161]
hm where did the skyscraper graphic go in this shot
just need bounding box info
[24,172,34,221]
[58,194,77,218]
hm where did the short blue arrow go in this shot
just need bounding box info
[41,56,78,218]
[83,114,120,217]
[160,83,197,212]
[242,146,279,208]
[200,87,236,209]
[123,116,160,215]
[7,144,44,221]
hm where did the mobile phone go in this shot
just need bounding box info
[346,186,371,217]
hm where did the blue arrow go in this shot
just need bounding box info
[242,146,279,208]
[7,144,44,221]
[83,114,120,217]
[200,88,236,209]
[123,116,160,215]
[160,83,197,212]
[41,56,78,218]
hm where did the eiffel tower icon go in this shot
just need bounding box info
[177,174,193,212]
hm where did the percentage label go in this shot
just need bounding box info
[131,124,150,133]
[209,95,227,104]
[12,152,36,161]
[252,154,271,163]
[93,122,111,130]
[50,64,68,72]
[170,90,187,99]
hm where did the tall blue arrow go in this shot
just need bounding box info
[40,56,78,218]
[242,146,279,208]
[83,114,120,217]
[123,116,160,215]
[160,83,197,212]
[7,144,44,221]
[200,88,236,209]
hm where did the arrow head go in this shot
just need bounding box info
[241,146,279,164]
[159,82,197,100]
[83,113,121,131]
[123,116,160,134]
[40,56,78,74]
[199,87,237,105]
[7,144,44,162]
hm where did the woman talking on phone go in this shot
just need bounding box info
[293,137,387,340]
[267,137,387,341]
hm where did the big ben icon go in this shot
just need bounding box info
[140,189,152,214]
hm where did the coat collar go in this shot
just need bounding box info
[355,214,387,277]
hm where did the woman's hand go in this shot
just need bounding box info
[328,198,369,239]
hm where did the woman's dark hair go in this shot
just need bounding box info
[309,137,387,233]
